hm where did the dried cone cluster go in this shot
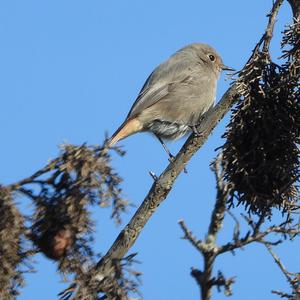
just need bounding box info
[37,227,74,260]
[31,144,126,274]
[32,200,79,263]
[0,188,27,300]
[0,142,126,298]
[222,25,300,215]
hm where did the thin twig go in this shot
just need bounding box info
[207,156,230,240]
[179,220,206,253]
[262,0,284,53]
[264,244,297,287]
[218,225,291,254]
[7,158,59,190]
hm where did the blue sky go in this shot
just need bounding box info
[0,1,297,299]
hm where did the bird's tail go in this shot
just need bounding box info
[107,117,143,147]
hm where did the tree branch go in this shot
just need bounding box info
[179,179,299,300]
[80,85,239,297]
[64,74,238,299]
[262,0,284,53]
[178,157,233,300]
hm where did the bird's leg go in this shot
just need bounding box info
[155,134,175,162]
[155,134,188,173]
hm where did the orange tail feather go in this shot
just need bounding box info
[107,118,143,147]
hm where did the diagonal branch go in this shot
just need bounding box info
[98,84,238,262]
[73,73,239,300]
[69,0,285,297]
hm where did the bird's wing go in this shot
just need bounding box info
[127,52,196,118]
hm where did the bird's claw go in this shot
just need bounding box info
[190,125,202,137]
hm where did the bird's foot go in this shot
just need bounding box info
[190,125,203,137]
[168,153,175,164]
[167,154,187,173]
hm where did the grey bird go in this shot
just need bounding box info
[107,43,233,148]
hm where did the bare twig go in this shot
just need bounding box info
[218,224,299,254]
[272,290,295,299]
[264,244,300,298]
[179,220,206,254]
[207,155,230,240]
[225,209,241,242]
[8,158,59,190]
[262,0,284,53]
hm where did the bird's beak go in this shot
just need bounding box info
[221,64,235,71]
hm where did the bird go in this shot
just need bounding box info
[107,43,233,151]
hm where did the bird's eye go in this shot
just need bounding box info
[209,54,215,61]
